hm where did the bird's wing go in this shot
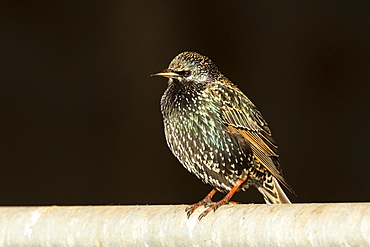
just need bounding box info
[210,83,292,191]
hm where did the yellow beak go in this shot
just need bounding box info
[151,70,179,78]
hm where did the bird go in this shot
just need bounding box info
[151,51,294,220]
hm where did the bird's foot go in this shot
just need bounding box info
[197,198,230,221]
[185,188,217,218]
[185,181,244,220]
[185,197,214,218]
[186,198,237,220]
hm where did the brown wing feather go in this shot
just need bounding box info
[226,125,291,191]
[211,83,292,192]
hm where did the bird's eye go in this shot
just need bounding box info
[184,70,191,77]
[179,70,191,77]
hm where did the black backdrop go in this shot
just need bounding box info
[1,1,369,206]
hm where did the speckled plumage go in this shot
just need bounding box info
[152,51,293,219]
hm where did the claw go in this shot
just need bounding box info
[198,208,212,220]
[185,205,197,218]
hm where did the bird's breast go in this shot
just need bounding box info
[161,88,249,191]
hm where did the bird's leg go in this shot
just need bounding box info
[185,188,217,218]
[198,178,246,220]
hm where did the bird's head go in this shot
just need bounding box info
[151,51,221,86]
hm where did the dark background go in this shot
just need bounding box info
[1,1,369,206]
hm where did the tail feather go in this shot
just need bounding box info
[258,177,291,204]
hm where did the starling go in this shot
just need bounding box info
[152,51,294,220]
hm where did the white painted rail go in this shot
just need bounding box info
[0,203,369,246]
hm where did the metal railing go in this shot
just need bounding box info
[0,203,369,246]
